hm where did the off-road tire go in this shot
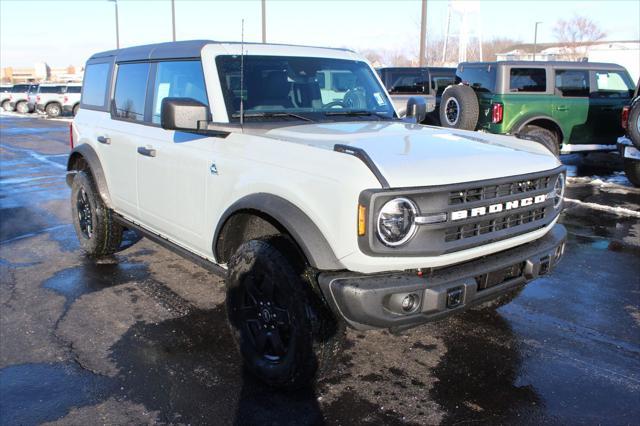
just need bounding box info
[517,125,560,156]
[439,84,479,130]
[71,171,123,257]
[628,101,640,149]
[16,101,29,114]
[226,236,345,390]
[72,104,79,117]
[45,102,61,118]
[472,287,523,311]
[0,100,10,111]
[623,159,640,187]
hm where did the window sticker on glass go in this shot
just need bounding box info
[373,92,386,106]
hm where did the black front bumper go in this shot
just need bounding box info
[318,224,566,331]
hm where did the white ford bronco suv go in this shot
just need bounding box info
[67,40,566,389]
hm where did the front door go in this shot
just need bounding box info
[588,69,635,145]
[136,60,213,253]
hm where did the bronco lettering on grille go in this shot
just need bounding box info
[451,194,547,221]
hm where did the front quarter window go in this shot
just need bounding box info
[216,55,396,122]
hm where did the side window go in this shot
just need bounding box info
[386,70,427,94]
[555,70,589,97]
[151,61,208,124]
[593,70,634,98]
[509,68,546,92]
[82,63,111,107]
[113,62,150,122]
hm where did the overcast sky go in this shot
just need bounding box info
[1,0,638,67]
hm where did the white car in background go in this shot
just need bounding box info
[62,83,82,116]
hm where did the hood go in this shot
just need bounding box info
[254,121,561,188]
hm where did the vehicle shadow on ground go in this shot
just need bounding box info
[109,305,325,425]
[431,309,543,424]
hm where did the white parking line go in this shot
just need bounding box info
[564,197,640,218]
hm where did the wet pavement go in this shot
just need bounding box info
[0,114,639,425]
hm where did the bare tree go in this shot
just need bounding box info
[553,15,607,60]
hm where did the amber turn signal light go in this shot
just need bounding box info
[358,204,367,236]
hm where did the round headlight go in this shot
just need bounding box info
[376,198,418,247]
[552,174,565,209]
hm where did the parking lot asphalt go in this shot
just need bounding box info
[0,113,639,425]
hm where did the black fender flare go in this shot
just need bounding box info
[66,144,113,208]
[213,193,344,271]
[511,114,565,141]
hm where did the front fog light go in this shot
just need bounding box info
[377,197,418,246]
[401,293,420,312]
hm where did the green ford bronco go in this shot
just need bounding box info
[438,61,635,156]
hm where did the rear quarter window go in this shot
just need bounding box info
[509,68,546,92]
[81,62,111,108]
[456,66,496,93]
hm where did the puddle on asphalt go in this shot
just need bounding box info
[43,260,151,310]
[0,362,115,425]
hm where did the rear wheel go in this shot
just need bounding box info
[439,85,479,130]
[71,171,123,257]
[0,100,9,111]
[226,237,344,389]
[72,104,79,117]
[517,125,560,156]
[16,101,29,114]
[45,103,61,118]
[623,159,640,187]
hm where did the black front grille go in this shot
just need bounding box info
[449,176,552,205]
[445,207,547,242]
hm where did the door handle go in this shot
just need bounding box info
[555,106,568,111]
[137,146,157,157]
[97,136,111,144]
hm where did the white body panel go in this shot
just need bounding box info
[73,42,562,274]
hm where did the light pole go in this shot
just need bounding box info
[261,0,266,43]
[418,0,427,67]
[108,0,120,49]
[171,0,176,41]
[533,21,542,61]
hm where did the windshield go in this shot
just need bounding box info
[216,55,396,122]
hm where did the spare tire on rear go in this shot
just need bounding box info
[439,84,479,130]
[628,100,640,150]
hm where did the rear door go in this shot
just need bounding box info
[552,69,590,145]
[98,62,151,218]
[589,69,635,145]
[135,60,213,253]
[500,66,551,134]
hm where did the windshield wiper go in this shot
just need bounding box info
[232,112,314,122]
[323,110,375,116]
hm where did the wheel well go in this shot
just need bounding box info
[67,152,88,172]
[522,118,563,144]
[215,210,306,267]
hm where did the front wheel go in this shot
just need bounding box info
[226,237,344,389]
[0,100,10,111]
[71,171,123,257]
[72,104,79,116]
[623,159,640,187]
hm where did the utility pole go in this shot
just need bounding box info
[261,0,266,43]
[171,0,176,41]
[419,0,427,66]
[533,21,542,61]
[108,0,120,49]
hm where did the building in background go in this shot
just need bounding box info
[496,40,639,81]
[1,63,83,84]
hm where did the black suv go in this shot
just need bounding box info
[377,67,456,124]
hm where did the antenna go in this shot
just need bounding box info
[240,19,245,126]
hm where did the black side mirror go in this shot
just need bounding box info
[405,97,427,124]
[161,97,210,131]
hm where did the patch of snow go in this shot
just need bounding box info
[564,197,640,218]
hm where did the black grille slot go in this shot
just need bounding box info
[448,176,551,205]
[445,208,547,242]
